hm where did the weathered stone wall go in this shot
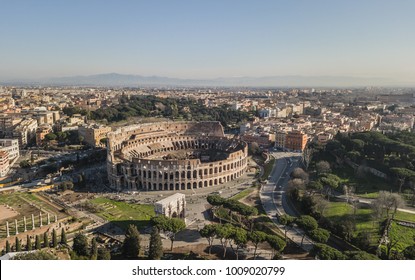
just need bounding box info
[107,121,247,191]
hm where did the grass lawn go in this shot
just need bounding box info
[0,192,58,214]
[331,165,392,197]
[324,201,415,249]
[394,211,415,223]
[90,197,155,231]
[231,187,255,201]
[324,201,380,243]
[388,221,415,251]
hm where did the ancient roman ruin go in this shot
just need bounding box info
[107,121,248,191]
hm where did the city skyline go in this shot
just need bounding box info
[1,0,415,86]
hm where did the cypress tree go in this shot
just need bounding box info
[35,235,41,250]
[122,224,141,259]
[73,232,89,257]
[97,247,111,260]
[52,229,58,248]
[43,232,49,248]
[90,237,98,260]
[6,240,11,253]
[61,228,67,245]
[26,235,32,251]
[15,237,22,252]
[148,227,163,260]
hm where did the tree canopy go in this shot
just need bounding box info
[311,243,346,260]
[73,232,89,257]
[122,224,141,259]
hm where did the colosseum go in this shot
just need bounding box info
[107,121,248,191]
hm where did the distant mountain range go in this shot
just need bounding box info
[2,73,399,87]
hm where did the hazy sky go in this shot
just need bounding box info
[1,0,414,84]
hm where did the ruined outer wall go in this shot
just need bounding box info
[107,121,247,191]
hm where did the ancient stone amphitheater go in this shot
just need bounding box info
[107,121,248,191]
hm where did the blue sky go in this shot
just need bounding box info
[0,0,414,83]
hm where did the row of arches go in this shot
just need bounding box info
[122,157,247,179]
[122,136,244,160]
[121,169,245,191]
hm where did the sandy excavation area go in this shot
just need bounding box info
[0,204,19,222]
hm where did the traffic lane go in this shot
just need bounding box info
[269,158,287,182]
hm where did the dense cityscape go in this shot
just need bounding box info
[0,85,415,260]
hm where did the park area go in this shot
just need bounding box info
[324,201,415,251]
[89,197,155,230]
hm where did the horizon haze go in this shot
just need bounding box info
[1,0,414,87]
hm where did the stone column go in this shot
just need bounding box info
[55,215,58,223]
[47,213,50,225]
[39,212,43,227]
[31,214,35,230]
[24,216,27,232]
[15,219,18,235]
[6,221,10,237]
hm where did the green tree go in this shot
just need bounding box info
[296,215,318,245]
[319,174,341,201]
[19,160,31,168]
[6,240,11,253]
[165,218,186,251]
[248,230,268,260]
[122,224,141,259]
[278,214,295,241]
[354,231,371,250]
[207,194,226,206]
[151,215,169,230]
[231,227,247,260]
[73,232,89,257]
[152,216,185,251]
[90,238,98,260]
[43,232,49,248]
[307,180,324,195]
[26,235,32,251]
[60,228,67,245]
[390,167,415,193]
[52,229,58,248]
[266,235,286,257]
[35,235,41,250]
[309,228,330,243]
[15,237,22,252]
[402,245,415,260]
[97,247,111,260]
[199,224,217,255]
[345,251,380,260]
[216,223,234,259]
[44,133,57,141]
[11,251,57,260]
[148,227,163,260]
[311,243,345,260]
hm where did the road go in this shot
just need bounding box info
[259,152,314,252]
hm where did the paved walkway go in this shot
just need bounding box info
[333,194,415,215]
